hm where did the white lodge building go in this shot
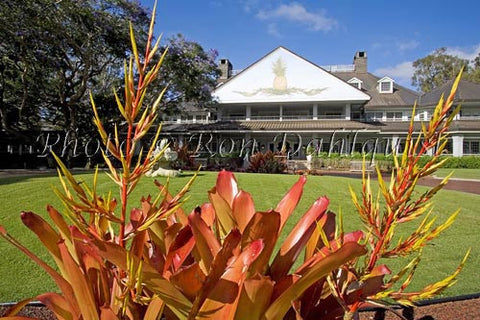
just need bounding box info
[162,47,480,158]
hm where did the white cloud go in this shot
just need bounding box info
[256,2,337,32]
[240,0,261,13]
[397,40,419,52]
[444,44,480,61]
[375,61,415,87]
[267,23,281,37]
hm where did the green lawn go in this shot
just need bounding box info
[435,168,480,180]
[0,171,479,302]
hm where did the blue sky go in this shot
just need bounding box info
[140,0,480,90]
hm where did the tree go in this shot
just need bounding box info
[411,48,469,93]
[0,0,150,140]
[155,34,220,117]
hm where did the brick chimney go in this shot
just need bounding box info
[219,58,233,80]
[353,51,367,73]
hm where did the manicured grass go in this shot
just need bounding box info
[0,171,479,302]
[435,168,480,180]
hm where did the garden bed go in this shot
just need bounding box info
[2,296,479,319]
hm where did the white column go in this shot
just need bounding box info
[279,105,283,121]
[452,135,464,157]
[313,104,318,120]
[391,136,400,154]
[345,103,351,120]
[246,105,251,121]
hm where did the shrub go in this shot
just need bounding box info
[247,151,287,173]
[415,155,480,169]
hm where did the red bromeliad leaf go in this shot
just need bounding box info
[189,208,221,273]
[196,240,264,320]
[91,238,193,319]
[241,210,281,275]
[20,211,62,261]
[270,197,330,281]
[346,264,391,302]
[130,229,148,259]
[270,274,300,302]
[275,175,307,232]
[199,203,215,227]
[188,229,242,319]
[265,242,366,320]
[297,230,365,275]
[1,298,36,317]
[58,241,99,320]
[0,227,80,317]
[46,205,72,243]
[99,306,116,320]
[231,190,256,233]
[163,222,184,254]
[143,296,165,320]
[37,292,74,320]
[208,187,235,238]
[305,211,336,260]
[215,170,239,207]
[154,180,189,226]
[163,226,195,276]
[170,263,206,302]
[235,274,275,320]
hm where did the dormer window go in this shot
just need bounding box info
[377,77,394,93]
[347,77,363,90]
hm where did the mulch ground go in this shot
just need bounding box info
[2,297,480,319]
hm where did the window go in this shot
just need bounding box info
[463,140,480,154]
[366,112,383,121]
[347,77,363,90]
[416,111,425,121]
[377,77,394,93]
[386,112,402,121]
[381,82,391,92]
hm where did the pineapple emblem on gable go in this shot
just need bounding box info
[233,54,327,97]
[272,58,287,92]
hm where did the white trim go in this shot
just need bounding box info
[377,76,394,94]
[347,77,363,90]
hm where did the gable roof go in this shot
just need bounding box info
[213,47,371,104]
[420,79,480,106]
[334,71,420,108]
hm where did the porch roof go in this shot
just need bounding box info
[161,119,480,134]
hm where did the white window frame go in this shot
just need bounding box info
[347,77,363,90]
[377,76,394,94]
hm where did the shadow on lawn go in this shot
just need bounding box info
[0,169,205,185]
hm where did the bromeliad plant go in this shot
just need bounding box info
[0,5,468,320]
[0,5,367,320]
[312,70,470,319]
